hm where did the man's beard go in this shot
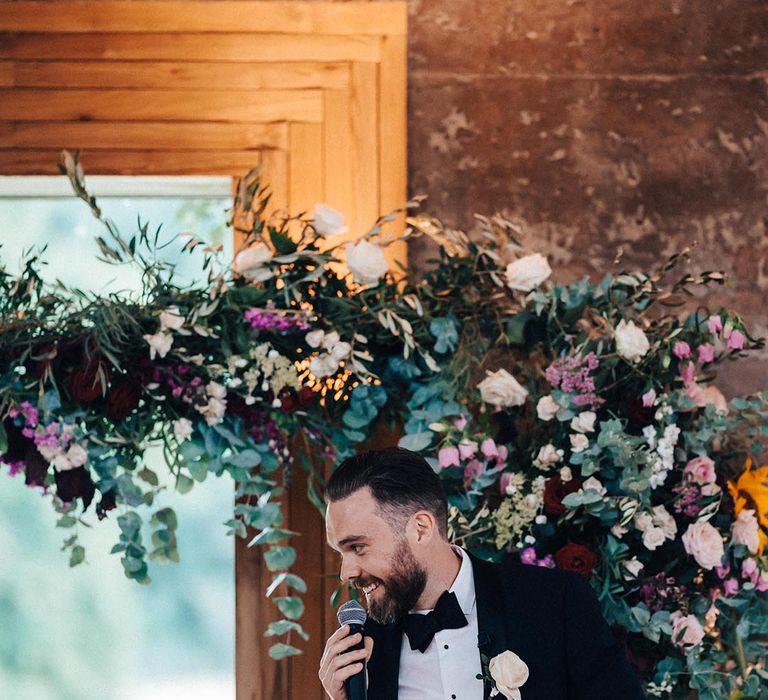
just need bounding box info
[358,538,427,625]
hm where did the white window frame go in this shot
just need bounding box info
[0,175,233,198]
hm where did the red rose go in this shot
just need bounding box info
[106,381,141,422]
[555,543,599,578]
[69,360,109,404]
[543,475,583,516]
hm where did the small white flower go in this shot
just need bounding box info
[651,505,678,540]
[505,253,552,292]
[611,523,628,538]
[536,395,560,421]
[233,243,273,282]
[569,433,589,453]
[634,512,653,532]
[305,329,325,348]
[643,526,666,551]
[309,354,340,378]
[143,331,173,359]
[312,203,349,237]
[199,397,226,426]
[322,331,341,350]
[731,509,760,554]
[614,319,650,363]
[533,443,563,469]
[159,305,185,332]
[582,476,606,495]
[345,239,389,286]
[53,453,74,472]
[173,418,194,440]
[478,369,528,408]
[621,557,644,580]
[206,381,227,400]
[535,514,548,525]
[559,466,573,482]
[489,650,529,700]
[570,411,596,434]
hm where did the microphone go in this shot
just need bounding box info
[337,599,368,700]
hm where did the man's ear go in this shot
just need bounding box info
[410,510,437,543]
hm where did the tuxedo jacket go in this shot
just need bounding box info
[363,553,646,700]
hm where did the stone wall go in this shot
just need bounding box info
[407,0,768,394]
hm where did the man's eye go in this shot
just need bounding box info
[351,544,365,554]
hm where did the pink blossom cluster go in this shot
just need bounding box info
[708,315,745,351]
[438,435,508,481]
[544,352,602,408]
[33,421,73,454]
[244,306,311,332]
[716,559,768,597]
[519,546,555,568]
[9,400,40,429]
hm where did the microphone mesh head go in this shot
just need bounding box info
[337,599,367,627]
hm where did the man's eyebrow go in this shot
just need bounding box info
[337,535,369,548]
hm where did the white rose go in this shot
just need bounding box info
[682,521,725,570]
[643,526,666,551]
[488,650,529,700]
[534,443,563,468]
[559,466,573,482]
[477,369,528,407]
[505,253,552,292]
[536,395,560,421]
[611,523,628,538]
[731,509,760,554]
[159,305,185,332]
[652,505,678,540]
[312,203,348,237]
[570,411,596,434]
[614,319,650,363]
[53,453,74,472]
[322,331,341,350]
[621,557,644,580]
[582,476,606,495]
[143,331,173,359]
[634,512,653,532]
[305,329,325,348]
[199,397,226,426]
[569,433,589,453]
[233,243,273,282]
[66,443,88,468]
[345,239,389,286]
[173,418,194,441]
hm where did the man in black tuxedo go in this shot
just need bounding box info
[319,447,645,700]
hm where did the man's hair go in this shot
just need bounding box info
[326,447,448,538]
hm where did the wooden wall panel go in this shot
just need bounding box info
[0,3,407,699]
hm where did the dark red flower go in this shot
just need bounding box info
[96,490,117,520]
[106,381,141,422]
[23,445,49,487]
[55,466,96,510]
[69,360,109,404]
[555,543,599,578]
[543,475,583,516]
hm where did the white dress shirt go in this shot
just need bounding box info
[398,547,484,700]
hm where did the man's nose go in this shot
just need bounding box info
[340,557,361,583]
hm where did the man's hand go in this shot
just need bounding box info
[319,624,374,700]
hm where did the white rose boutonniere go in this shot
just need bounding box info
[345,239,389,286]
[487,650,529,700]
[477,369,528,408]
[505,253,552,292]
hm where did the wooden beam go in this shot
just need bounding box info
[0,2,408,36]
[0,33,382,63]
[0,122,289,150]
[0,61,351,91]
[0,89,323,123]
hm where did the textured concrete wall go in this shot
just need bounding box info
[407,0,768,394]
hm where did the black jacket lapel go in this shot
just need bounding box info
[364,618,401,700]
[470,553,509,697]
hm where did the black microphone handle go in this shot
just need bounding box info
[343,622,367,700]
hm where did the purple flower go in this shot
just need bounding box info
[438,447,460,469]
[726,330,745,351]
[697,343,715,364]
[708,315,723,334]
[464,459,483,481]
[537,555,555,568]
[520,547,538,565]
[546,352,603,409]
[673,341,691,360]
[244,306,311,332]
[723,578,739,597]
[715,562,731,580]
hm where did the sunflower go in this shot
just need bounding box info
[727,458,768,555]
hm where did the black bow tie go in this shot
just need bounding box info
[402,590,468,653]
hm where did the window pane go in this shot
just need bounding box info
[0,192,235,700]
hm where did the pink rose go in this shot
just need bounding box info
[673,341,691,359]
[684,383,728,413]
[708,315,723,334]
[459,440,478,460]
[679,362,696,384]
[697,343,715,364]
[641,389,657,408]
[453,414,468,431]
[682,521,725,570]
[464,459,483,481]
[670,612,705,648]
[723,578,739,596]
[684,456,717,485]
[726,329,745,350]
[481,438,499,460]
[496,444,509,467]
[731,509,760,554]
[438,446,460,469]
